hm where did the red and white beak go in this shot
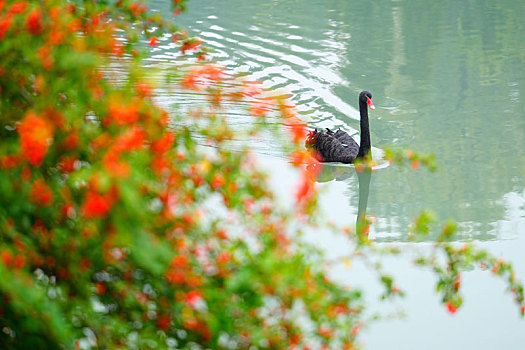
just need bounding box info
[366,96,375,110]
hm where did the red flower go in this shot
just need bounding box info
[82,191,114,219]
[241,82,263,97]
[152,132,175,155]
[250,99,274,117]
[185,290,203,308]
[202,65,223,81]
[103,150,130,178]
[61,202,76,219]
[284,116,307,144]
[359,224,370,236]
[21,166,31,180]
[214,229,228,240]
[110,39,124,56]
[318,325,333,339]
[180,39,201,54]
[14,255,26,269]
[355,163,365,173]
[453,274,461,291]
[90,133,112,151]
[216,252,230,264]
[13,255,25,269]
[290,150,317,166]
[115,126,145,152]
[0,154,21,169]
[0,15,13,40]
[37,44,54,70]
[26,9,43,35]
[48,28,65,45]
[129,2,147,16]
[30,179,54,207]
[156,314,171,331]
[62,131,80,150]
[48,6,61,20]
[1,250,13,266]
[95,282,106,295]
[135,82,152,97]
[211,174,225,190]
[165,269,186,284]
[171,255,188,267]
[330,302,349,315]
[58,156,78,173]
[151,156,170,174]
[196,52,206,61]
[108,98,140,125]
[181,69,201,90]
[18,112,54,167]
[180,65,222,91]
[9,1,28,14]
[295,172,316,205]
[149,36,159,46]
[445,301,458,314]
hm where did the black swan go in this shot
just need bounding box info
[306,90,375,163]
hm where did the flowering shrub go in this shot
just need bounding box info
[0,1,523,349]
[0,1,356,348]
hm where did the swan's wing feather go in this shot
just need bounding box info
[314,132,358,163]
[334,129,358,147]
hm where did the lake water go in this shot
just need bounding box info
[150,0,525,348]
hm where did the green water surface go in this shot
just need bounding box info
[151,0,525,348]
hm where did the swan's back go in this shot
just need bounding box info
[332,129,358,149]
[306,128,359,163]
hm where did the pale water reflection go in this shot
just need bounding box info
[149,0,525,348]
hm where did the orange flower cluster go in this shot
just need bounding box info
[241,81,263,97]
[284,115,308,144]
[289,149,320,211]
[180,39,201,54]
[181,64,223,91]
[0,154,20,169]
[26,8,43,35]
[30,179,54,206]
[210,173,225,190]
[249,98,274,117]
[185,289,203,308]
[129,2,148,17]
[165,254,202,287]
[1,249,25,269]
[100,126,145,178]
[152,131,175,155]
[445,301,458,314]
[148,36,159,46]
[82,185,118,219]
[107,97,141,125]
[135,82,152,97]
[18,111,54,167]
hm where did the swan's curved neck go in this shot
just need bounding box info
[357,100,371,158]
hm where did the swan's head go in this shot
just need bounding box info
[359,91,375,110]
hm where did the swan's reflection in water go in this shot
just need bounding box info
[307,163,372,233]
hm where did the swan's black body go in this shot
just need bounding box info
[305,91,374,163]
